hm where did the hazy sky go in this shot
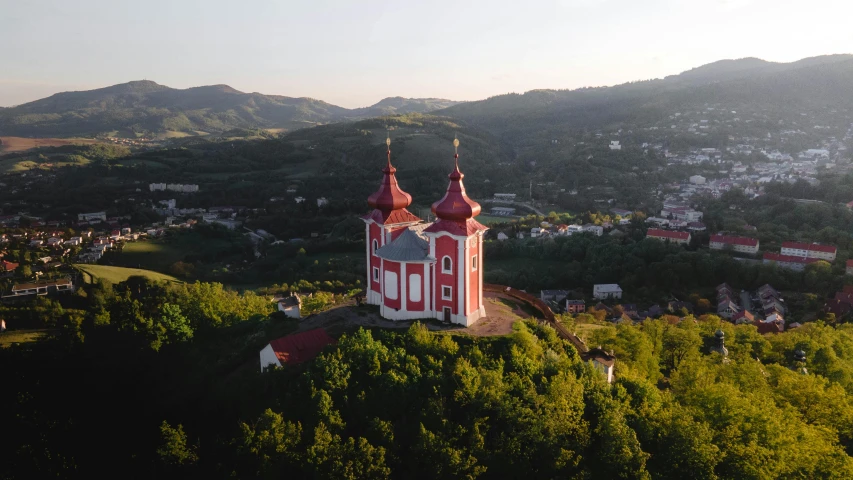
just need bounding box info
[2,0,851,108]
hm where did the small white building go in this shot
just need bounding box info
[593,284,623,300]
[609,140,622,151]
[583,224,604,237]
[497,232,509,241]
[689,175,706,185]
[277,295,302,319]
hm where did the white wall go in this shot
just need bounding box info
[259,344,281,372]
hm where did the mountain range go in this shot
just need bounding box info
[1,54,851,138]
[0,81,459,137]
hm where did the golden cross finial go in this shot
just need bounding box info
[453,135,459,155]
[386,131,391,150]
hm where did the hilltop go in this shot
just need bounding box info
[0,81,459,138]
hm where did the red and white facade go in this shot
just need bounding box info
[362,139,487,327]
[647,228,691,245]
[780,241,837,262]
[709,235,759,254]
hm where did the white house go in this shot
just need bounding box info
[689,175,706,185]
[277,295,302,319]
[259,328,335,372]
[583,224,604,236]
[497,232,509,241]
[609,141,622,151]
[593,284,623,300]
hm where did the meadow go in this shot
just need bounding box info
[74,264,181,285]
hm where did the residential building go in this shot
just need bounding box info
[583,224,604,236]
[763,252,819,271]
[717,300,739,319]
[731,310,755,324]
[709,235,760,254]
[781,241,837,262]
[540,290,568,302]
[609,140,621,151]
[5,279,74,298]
[259,328,336,372]
[78,211,106,222]
[277,295,302,319]
[566,299,586,314]
[647,228,691,245]
[584,347,615,383]
[593,284,623,300]
[689,175,706,185]
[0,260,19,272]
[848,259,853,276]
[496,232,509,241]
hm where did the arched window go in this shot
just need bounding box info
[372,239,378,255]
[442,256,452,273]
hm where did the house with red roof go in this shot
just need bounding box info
[847,259,853,276]
[763,252,819,272]
[647,228,691,245]
[259,328,336,372]
[731,310,754,324]
[710,235,759,254]
[0,260,19,272]
[781,241,837,262]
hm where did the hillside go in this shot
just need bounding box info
[0,81,459,137]
[439,54,853,137]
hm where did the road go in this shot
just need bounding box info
[740,290,753,312]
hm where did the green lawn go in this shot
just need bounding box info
[116,235,235,272]
[477,215,514,225]
[75,264,181,285]
[0,329,50,348]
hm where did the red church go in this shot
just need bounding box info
[363,137,487,326]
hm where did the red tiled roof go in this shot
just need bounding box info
[268,328,336,365]
[362,208,421,226]
[647,228,690,241]
[781,241,837,254]
[731,310,754,322]
[424,218,488,236]
[1,260,19,271]
[710,234,758,247]
[754,319,784,334]
[835,292,853,305]
[763,252,819,264]
[847,259,853,268]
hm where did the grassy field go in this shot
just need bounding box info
[0,136,103,153]
[75,264,181,285]
[0,329,50,348]
[115,235,235,272]
[0,155,93,174]
[476,215,514,225]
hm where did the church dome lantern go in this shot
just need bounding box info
[431,137,481,222]
[367,136,413,213]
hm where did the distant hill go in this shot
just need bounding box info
[438,54,853,138]
[0,81,459,137]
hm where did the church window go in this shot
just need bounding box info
[442,256,452,273]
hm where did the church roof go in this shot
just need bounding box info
[431,140,482,222]
[367,141,412,214]
[376,227,432,262]
[424,218,488,236]
[362,208,421,225]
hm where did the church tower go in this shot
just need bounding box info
[362,136,421,306]
[423,138,488,326]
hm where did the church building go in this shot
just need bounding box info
[363,137,487,326]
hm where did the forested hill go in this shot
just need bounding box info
[0,81,459,137]
[437,54,853,138]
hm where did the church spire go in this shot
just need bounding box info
[431,136,481,222]
[367,133,413,214]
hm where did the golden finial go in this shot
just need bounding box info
[453,135,459,154]
[386,132,391,149]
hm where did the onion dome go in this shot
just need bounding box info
[431,137,481,221]
[367,136,413,213]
